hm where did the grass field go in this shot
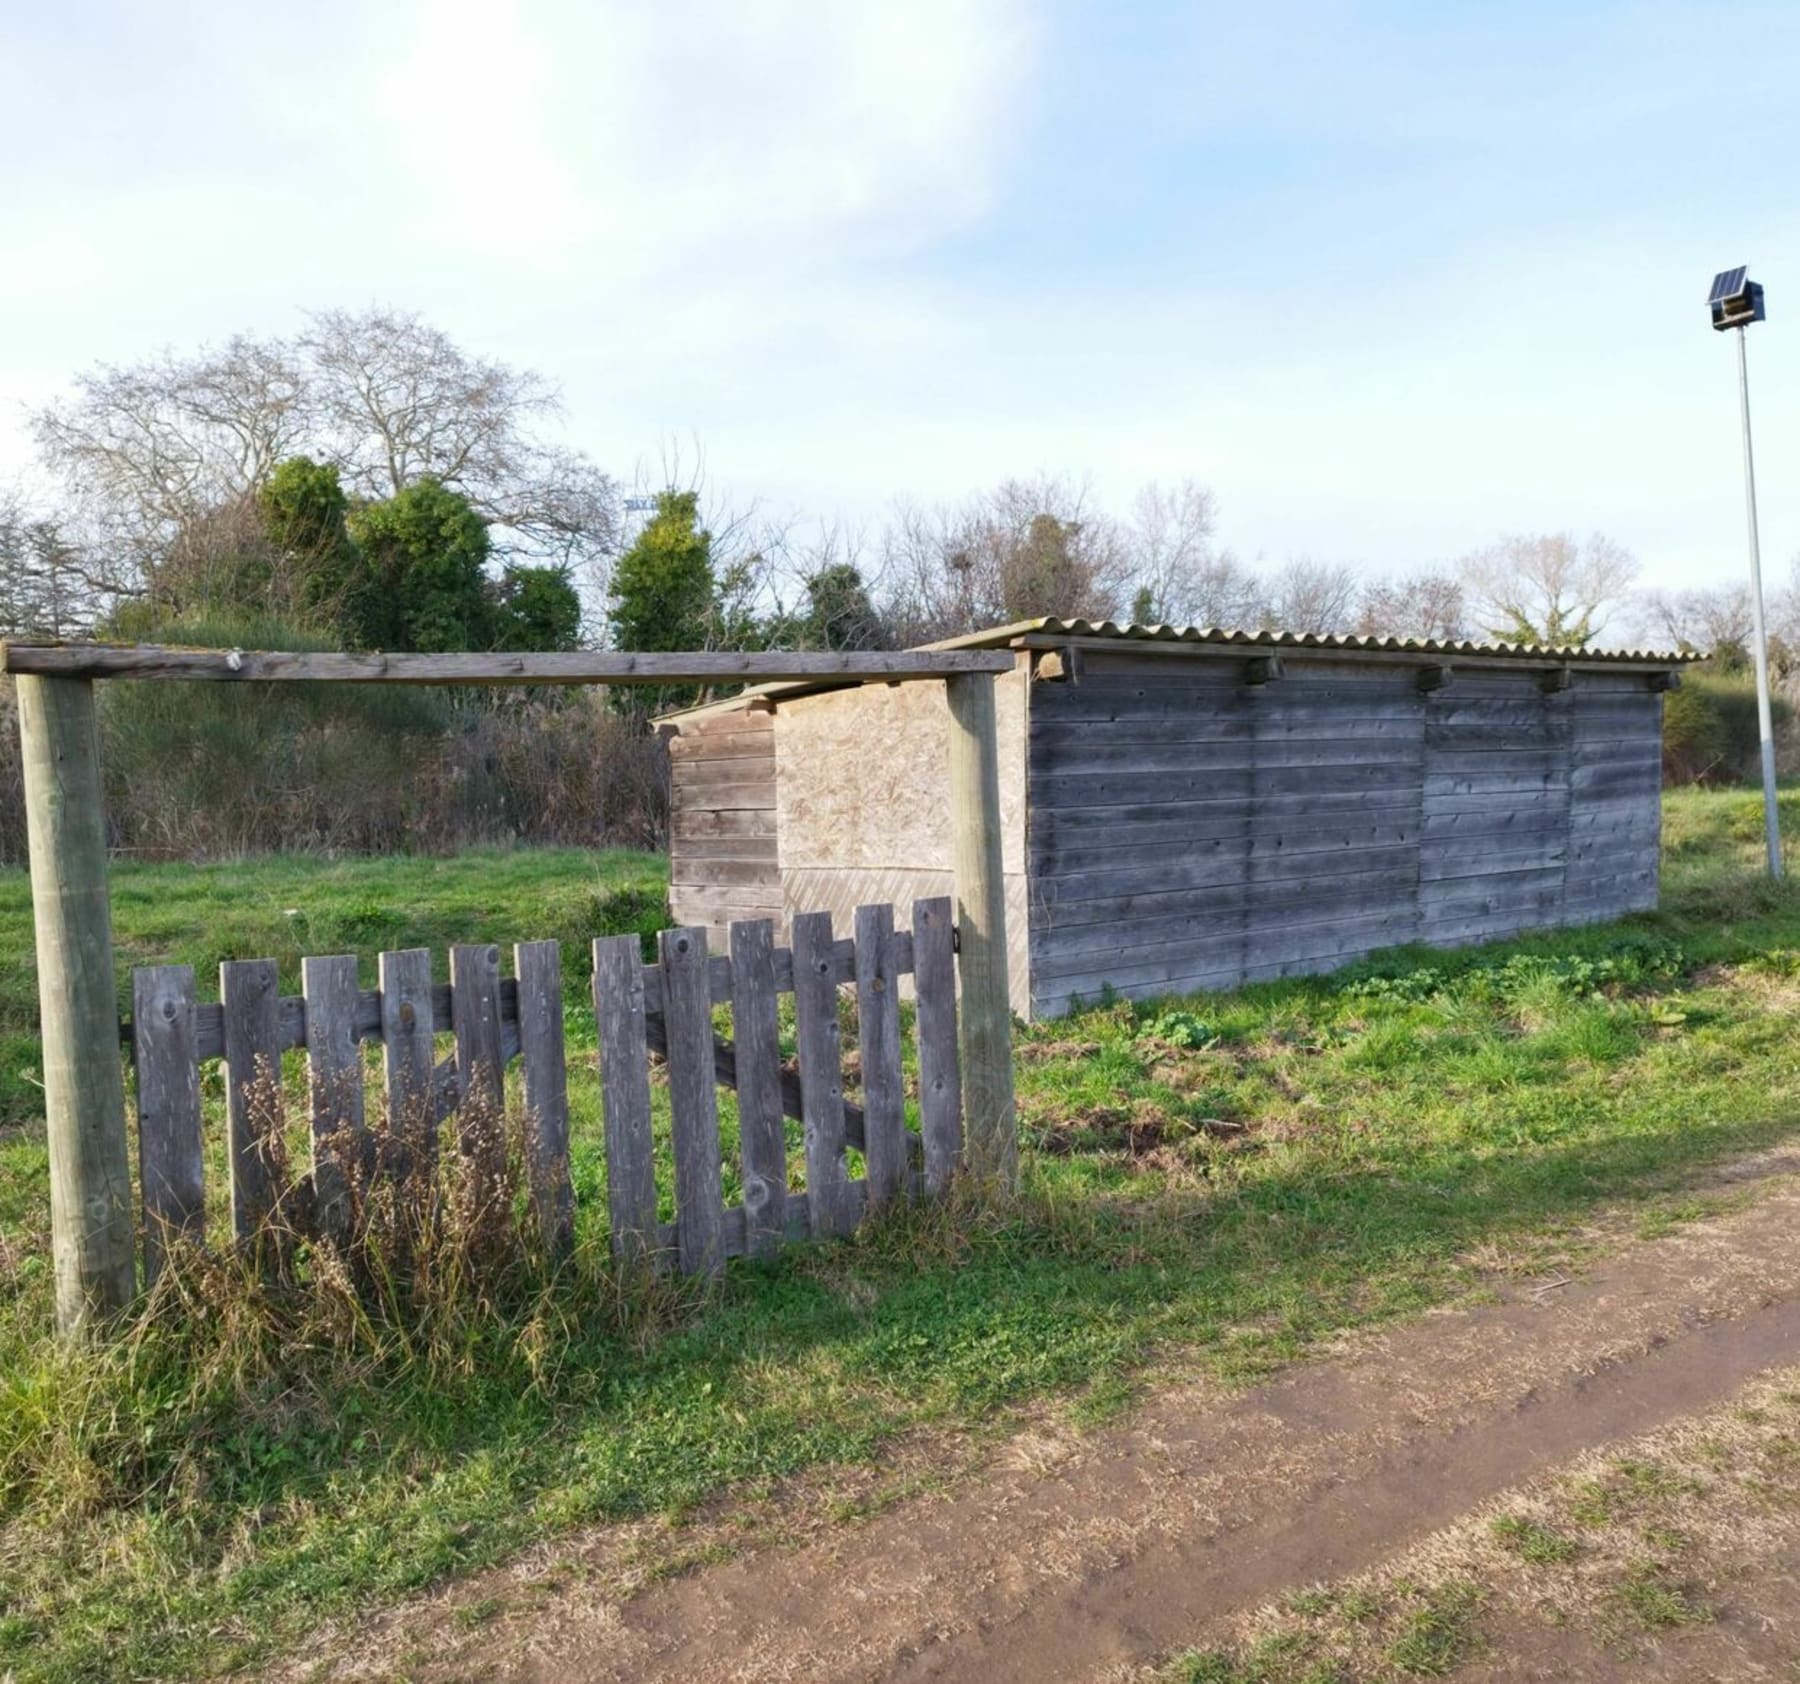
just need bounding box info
[3,787,1800,1681]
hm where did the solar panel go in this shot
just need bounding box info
[1709,266,1748,304]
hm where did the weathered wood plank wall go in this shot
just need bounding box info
[1565,671,1663,920]
[1028,650,1664,1017]
[668,710,784,946]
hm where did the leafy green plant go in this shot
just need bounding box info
[1137,1009,1214,1049]
[1342,966,1446,1004]
[1664,664,1791,786]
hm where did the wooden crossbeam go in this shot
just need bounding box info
[0,642,1014,684]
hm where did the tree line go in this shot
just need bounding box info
[0,307,1789,862]
[3,305,1752,667]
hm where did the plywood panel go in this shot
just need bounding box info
[775,661,1029,877]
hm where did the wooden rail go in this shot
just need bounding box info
[0,642,1014,684]
[127,901,963,1285]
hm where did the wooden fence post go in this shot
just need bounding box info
[944,670,1018,1192]
[17,674,135,1334]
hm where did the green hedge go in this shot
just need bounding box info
[1663,663,1792,785]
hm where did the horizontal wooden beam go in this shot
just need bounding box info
[0,642,1015,685]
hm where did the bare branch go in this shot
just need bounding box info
[1457,533,1640,646]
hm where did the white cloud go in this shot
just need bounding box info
[375,0,1036,270]
[377,0,591,256]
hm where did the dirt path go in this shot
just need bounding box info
[305,1154,1800,1683]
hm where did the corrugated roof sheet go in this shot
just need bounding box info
[661,616,1697,722]
[925,616,1699,662]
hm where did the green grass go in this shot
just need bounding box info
[3,787,1800,1681]
[1384,1582,1484,1675]
[1489,1514,1578,1566]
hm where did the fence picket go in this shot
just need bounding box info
[220,959,284,1248]
[378,948,436,1184]
[912,896,963,1195]
[132,965,202,1282]
[855,903,908,1206]
[514,940,572,1258]
[594,934,658,1266]
[449,944,506,1194]
[791,910,859,1238]
[660,927,727,1277]
[729,918,787,1257]
[301,955,364,1246]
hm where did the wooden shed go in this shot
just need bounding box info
[663,619,1692,1020]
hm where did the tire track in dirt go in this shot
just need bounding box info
[304,1157,1800,1683]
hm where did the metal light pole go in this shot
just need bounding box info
[1710,266,1782,879]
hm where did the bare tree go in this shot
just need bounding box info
[1261,556,1361,634]
[879,475,1131,642]
[32,335,309,609]
[1769,558,1800,655]
[300,308,617,574]
[1355,568,1469,642]
[1120,479,1263,626]
[1457,532,1639,646]
[877,498,970,645]
[1639,582,1753,655]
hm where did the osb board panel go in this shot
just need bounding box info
[781,866,1032,1017]
[774,664,1028,876]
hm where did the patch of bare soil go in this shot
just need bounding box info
[1152,1357,1800,1682]
[281,1156,1800,1684]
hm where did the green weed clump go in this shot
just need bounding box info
[1489,1513,1578,1565]
[1136,1009,1215,1049]
[1384,1581,1483,1675]
[1342,936,1688,1007]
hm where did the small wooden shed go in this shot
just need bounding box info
[663,619,1692,1019]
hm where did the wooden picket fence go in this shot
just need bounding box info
[126,899,963,1283]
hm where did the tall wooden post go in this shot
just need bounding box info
[17,675,135,1333]
[945,670,1018,1191]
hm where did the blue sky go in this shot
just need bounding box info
[3,0,1799,599]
